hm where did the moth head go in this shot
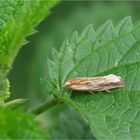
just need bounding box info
[64,81,71,88]
[64,78,83,88]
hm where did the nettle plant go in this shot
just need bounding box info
[1,0,140,139]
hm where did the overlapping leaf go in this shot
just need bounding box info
[0,1,59,138]
[0,0,59,81]
[46,17,140,139]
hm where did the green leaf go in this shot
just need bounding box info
[46,17,140,139]
[28,1,133,97]
[4,98,27,109]
[0,79,10,101]
[50,105,94,139]
[41,104,94,139]
[0,108,48,139]
[0,0,59,81]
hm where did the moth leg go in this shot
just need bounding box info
[90,92,95,95]
[106,89,110,93]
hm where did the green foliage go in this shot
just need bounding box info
[0,108,47,139]
[2,0,140,139]
[46,17,140,139]
[0,0,59,139]
[26,2,139,138]
[30,1,133,96]
[0,79,10,101]
[49,105,94,139]
[4,98,27,109]
[0,79,27,109]
[40,104,94,139]
[0,0,58,105]
[0,0,59,81]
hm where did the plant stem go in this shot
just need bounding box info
[28,98,62,115]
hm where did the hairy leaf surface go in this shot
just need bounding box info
[47,17,140,139]
[0,0,58,81]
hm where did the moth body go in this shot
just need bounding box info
[64,74,124,92]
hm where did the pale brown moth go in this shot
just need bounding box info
[64,74,124,92]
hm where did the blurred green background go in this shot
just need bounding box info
[8,1,140,138]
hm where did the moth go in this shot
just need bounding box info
[64,74,124,92]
